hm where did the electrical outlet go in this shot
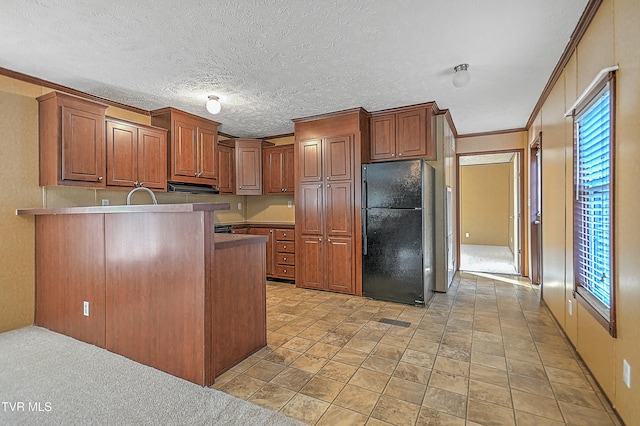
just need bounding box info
[83,301,89,317]
[237,202,242,210]
[465,233,470,238]
[101,199,109,206]
[623,359,631,388]
[287,201,292,208]
[568,299,573,316]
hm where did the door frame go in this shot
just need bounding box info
[456,149,525,276]
[529,133,542,284]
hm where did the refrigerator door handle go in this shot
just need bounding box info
[362,209,368,256]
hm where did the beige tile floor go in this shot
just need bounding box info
[212,272,621,425]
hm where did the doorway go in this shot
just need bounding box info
[530,134,542,284]
[457,151,524,275]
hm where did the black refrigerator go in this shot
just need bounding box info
[362,160,435,305]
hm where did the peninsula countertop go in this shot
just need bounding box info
[16,202,231,216]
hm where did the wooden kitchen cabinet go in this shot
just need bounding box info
[37,91,108,187]
[106,118,167,190]
[370,103,436,162]
[293,108,367,295]
[217,144,235,194]
[249,226,295,281]
[218,139,271,195]
[150,108,220,186]
[263,144,294,194]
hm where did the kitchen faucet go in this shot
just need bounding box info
[126,186,158,205]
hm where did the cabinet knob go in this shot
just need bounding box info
[239,186,243,189]
[327,184,331,188]
[283,257,287,261]
[283,188,287,192]
[98,176,103,182]
[391,153,396,157]
[318,176,322,180]
[283,233,287,237]
[318,184,322,188]
[270,230,273,233]
[398,153,403,157]
[328,238,331,242]
[283,245,287,249]
[327,176,330,180]
[281,188,285,192]
[283,269,287,273]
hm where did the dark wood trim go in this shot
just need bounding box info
[369,102,437,117]
[456,149,526,276]
[150,107,221,127]
[292,107,370,123]
[218,131,238,139]
[458,127,527,139]
[262,132,295,140]
[0,66,150,116]
[525,0,604,130]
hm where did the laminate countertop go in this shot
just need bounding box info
[16,202,230,216]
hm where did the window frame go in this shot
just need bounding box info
[572,72,616,338]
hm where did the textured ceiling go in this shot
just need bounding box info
[0,0,588,138]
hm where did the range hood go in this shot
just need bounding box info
[167,182,220,195]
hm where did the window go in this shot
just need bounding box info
[573,73,616,337]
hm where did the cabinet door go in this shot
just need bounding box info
[298,236,324,289]
[217,144,235,194]
[137,127,167,190]
[326,237,353,293]
[236,141,262,195]
[106,120,137,187]
[282,145,295,193]
[61,105,105,184]
[298,182,324,235]
[249,228,274,277]
[396,108,427,159]
[325,181,353,236]
[370,114,396,161]
[299,139,323,182]
[198,126,217,182]
[324,135,353,181]
[172,119,198,179]
[263,146,285,194]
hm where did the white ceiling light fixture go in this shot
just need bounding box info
[206,95,221,114]
[452,64,470,88]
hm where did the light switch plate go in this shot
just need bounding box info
[237,202,242,210]
[623,359,631,388]
[83,301,89,317]
[101,199,109,206]
[287,201,292,208]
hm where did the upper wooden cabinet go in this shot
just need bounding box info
[37,91,108,187]
[150,108,220,186]
[370,103,436,162]
[263,144,294,194]
[218,139,270,195]
[106,118,167,190]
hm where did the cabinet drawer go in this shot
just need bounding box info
[276,253,295,266]
[276,241,295,253]
[275,229,294,241]
[275,265,295,279]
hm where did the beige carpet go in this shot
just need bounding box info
[0,326,305,425]
[459,244,518,275]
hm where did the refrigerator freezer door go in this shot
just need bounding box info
[363,160,422,209]
[362,208,424,304]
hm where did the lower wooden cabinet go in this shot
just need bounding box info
[298,235,354,294]
[248,226,295,281]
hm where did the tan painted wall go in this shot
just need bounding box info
[0,79,42,332]
[535,0,640,422]
[460,164,510,246]
[246,195,295,224]
[456,131,527,154]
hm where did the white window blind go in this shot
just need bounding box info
[575,84,611,310]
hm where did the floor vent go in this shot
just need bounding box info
[379,318,411,328]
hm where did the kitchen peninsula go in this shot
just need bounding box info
[17,202,268,386]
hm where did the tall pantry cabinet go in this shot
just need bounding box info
[293,108,369,296]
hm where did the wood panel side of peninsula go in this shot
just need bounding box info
[18,203,268,386]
